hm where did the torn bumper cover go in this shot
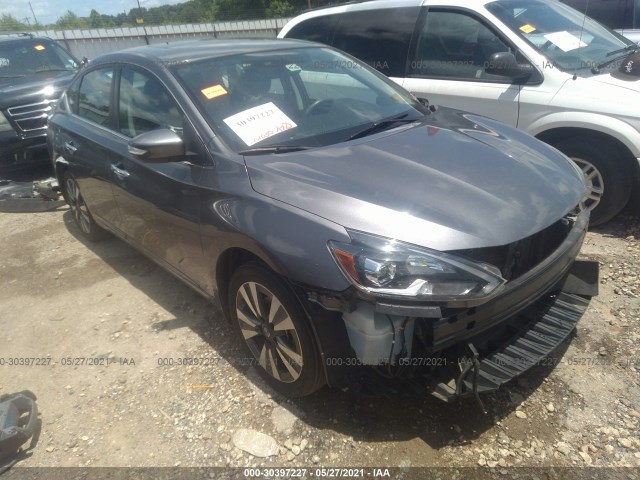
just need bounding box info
[433,270,596,403]
[309,211,598,400]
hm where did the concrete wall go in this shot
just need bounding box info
[30,19,290,59]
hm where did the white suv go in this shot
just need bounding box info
[279,0,640,225]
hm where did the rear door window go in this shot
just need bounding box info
[285,15,339,45]
[331,7,420,77]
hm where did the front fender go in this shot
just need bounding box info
[200,194,353,295]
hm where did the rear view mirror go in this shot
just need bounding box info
[485,52,532,79]
[128,128,185,162]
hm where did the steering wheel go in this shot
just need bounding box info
[303,99,333,117]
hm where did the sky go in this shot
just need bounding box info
[1,0,186,26]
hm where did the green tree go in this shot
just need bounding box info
[266,0,295,18]
[56,10,87,29]
[217,0,265,20]
[0,14,29,32]
[195,0,218,22]
[89,9,102,28]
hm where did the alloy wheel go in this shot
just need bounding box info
[572,157,604,212]
[235,281,303,383]
[66,177,92,235]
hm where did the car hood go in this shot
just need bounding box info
[0,70,75,109]
[586,70,640,93]
[244,108,586,251]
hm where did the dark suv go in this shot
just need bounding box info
[0,34,79,172]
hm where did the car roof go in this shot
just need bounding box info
[0,34,56,45]
[292,0,495,15]
[279,0,499,34]
[93,38,320,66]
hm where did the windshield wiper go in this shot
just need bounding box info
[592,45,640,73]
[347,114,420,141]
[238,145,312,155]
[606,44,638,58]
[0,74,25,79]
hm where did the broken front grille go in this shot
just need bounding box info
[451,216,574,282]
[6,99,56,134]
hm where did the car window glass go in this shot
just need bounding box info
[66,76,81,114]
[0,40,77,76]
[119,68,184,138]
[173,47,427,152]
[286,15,339,45]
[78,67,113,127]
[487,0,633,72]
[331,7,420,77]
[299,64,378,106]
[409,9,514,81]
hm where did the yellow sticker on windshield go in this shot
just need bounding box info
[34,44,46,51]
[519,24,536,34]
[201,84,227,100]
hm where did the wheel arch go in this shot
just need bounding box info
[219,249,346,393]
[53,157,71,203]
[215,247,286,322]
[535,127,639,178]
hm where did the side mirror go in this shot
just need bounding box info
[619,51,640,76]
[128,128,185,162]
[485,52,532,79]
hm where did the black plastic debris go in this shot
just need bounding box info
[0,390,40,474]
[0,178,65,213]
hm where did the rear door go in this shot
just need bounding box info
[52,66,122,228]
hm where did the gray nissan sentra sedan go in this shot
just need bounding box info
[47,39,598,404]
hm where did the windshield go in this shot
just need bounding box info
[172,47,427,152]
[0,39,78,77]
[486,0,635,73]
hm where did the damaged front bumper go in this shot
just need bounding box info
[306,211,598,402]
[0,130,49,170]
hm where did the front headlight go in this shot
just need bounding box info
[329,230,506,304]
[0,111,13,132]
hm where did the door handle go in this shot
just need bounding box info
[64,141,77,154]
[110,163,130,179]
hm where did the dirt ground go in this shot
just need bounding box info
[1,165,639,478]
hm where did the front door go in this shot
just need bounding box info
[109,66,209,289]
[402,8,522,128]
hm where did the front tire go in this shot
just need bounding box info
[553,138,633,226]
[64,172,108,241]
[228,264,324,397]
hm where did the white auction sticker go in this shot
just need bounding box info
[543,31,587,52]
[223,102,297,146]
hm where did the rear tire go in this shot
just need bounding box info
[64,172,109,241]
[228,263,325,397]
[553,138,633,226]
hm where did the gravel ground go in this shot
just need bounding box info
[0,167,639,479]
